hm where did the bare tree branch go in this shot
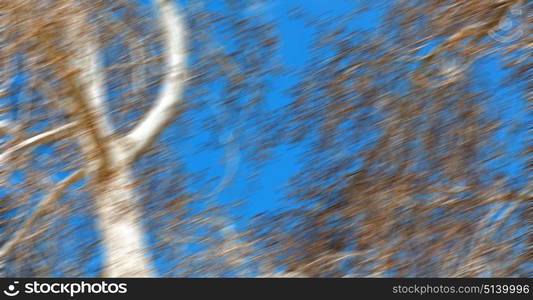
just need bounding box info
[38,6,115,176]
[124,0,188,160]
[76,28,114,138]
[0,122,77,163]
[0,169,85,259]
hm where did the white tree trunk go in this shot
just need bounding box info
[93,164,154,277]
[91,0,187,277]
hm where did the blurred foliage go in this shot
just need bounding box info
[0,0,530,277]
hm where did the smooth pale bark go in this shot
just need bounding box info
[91,0,186,277]
[1,0,187,277]
[84,0,186,277]
[92,155,154,277]
[124,0,188,160]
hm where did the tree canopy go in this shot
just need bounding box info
[0,0,530,277]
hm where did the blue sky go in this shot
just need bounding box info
[171,0,528,219]
[174,0,387,217]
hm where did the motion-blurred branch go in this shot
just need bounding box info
[0,169,85,266]
[123,0,188,161]
[0,122,77,163]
